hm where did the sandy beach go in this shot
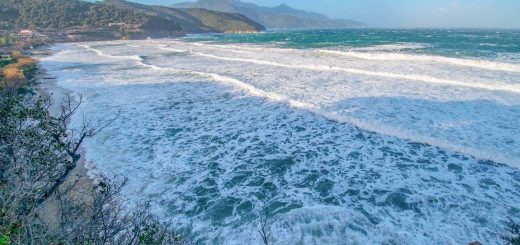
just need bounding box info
[33,48,100,212]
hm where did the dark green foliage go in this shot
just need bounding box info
[18,0,91,28]
[137,220,186,245]
[14,0,180,32]
[0,58,14,68]
[0,0,263,36]
[0,35,18,47]
[103,0,265,33]
[0,63,189,244]
[0,0,23,23]
[0,90,188,243]
[182,8,265,33]
[170,0,362,29]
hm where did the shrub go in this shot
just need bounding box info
[9,51,24,59]
[2,65,23,80]
[1,77,188,244]
[1,65,25,91]
[14,57,36,68]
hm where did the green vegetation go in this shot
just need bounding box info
[0,35,18,47]
[0,56,14,68]
[14,0,180,34]
[170,0,362,30]
[0,0,263,39]
[0,53,188,244]
[103,0,265,33]
[182,8,265,33]
[0,0,23,24]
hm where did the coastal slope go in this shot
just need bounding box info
[104,0,265,33]
[2,0,264,40]
[170,0,363,29]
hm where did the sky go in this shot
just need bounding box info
[129,0,520,28]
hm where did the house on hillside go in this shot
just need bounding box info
[108,22,140,31]
[64,26,104,35]
[18,30,34,37]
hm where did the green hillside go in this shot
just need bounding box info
[103,0,265,33]
[171,0,363,30]
[0,0,264,39]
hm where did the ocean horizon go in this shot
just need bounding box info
[41,29,520,244]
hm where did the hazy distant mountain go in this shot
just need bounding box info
[170,0,363,29]
[104,0,265,33]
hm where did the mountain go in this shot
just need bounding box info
[0,0,264,40]
[170,0,363,30]
[0,1,24,23]
[103,0,265,33]
[0,0,182,38]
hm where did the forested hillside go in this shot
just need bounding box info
[17,0,177,30]
[0,0,23,23]
[0,0,264,37]
[171,0,362,29]
[104,0,264,33]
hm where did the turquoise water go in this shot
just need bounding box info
[185,29,520,60]
[42,29,520,244]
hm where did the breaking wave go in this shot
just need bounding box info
[40,39,520,244]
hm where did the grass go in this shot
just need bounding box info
[15,57,37,68]
[0,52,37,90]
[3,65,25,80]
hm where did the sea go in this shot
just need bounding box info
[41,29,520,244]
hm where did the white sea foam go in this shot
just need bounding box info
[349,43,430,51]
[73,42,520,167]
[191,51,520,93]
[40,40,520,245]
[319,49,520,73]
[158,45,189,53]
[180,41,520,73]
[83,44,318,110]
[78,44,144,62]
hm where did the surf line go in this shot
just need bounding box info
[318,49,520,73]
[77,44,144,62]
[78,44,519,168]
[80,44,318,111]
[168,41,520,73]
[186,41,520,73]
[189,51,520,94]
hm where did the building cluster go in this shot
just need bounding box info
[0,23,144,45]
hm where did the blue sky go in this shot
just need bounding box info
[125,0,520,28]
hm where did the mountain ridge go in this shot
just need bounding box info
[104,0,265,33]
[169,0,363,29]
[1,0,264,41]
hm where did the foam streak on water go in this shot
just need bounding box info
[41,38,520,245]
[318,49,520,73]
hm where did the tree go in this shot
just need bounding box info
[0,59,187,244]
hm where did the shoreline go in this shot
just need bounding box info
[32,47,103,202]
[27,38,520,245]
[2,45,186,243]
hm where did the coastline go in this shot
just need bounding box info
[1,44,186,243]
[32,47,102,204]
[26,36,520,245]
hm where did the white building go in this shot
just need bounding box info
[18,29,34,37]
